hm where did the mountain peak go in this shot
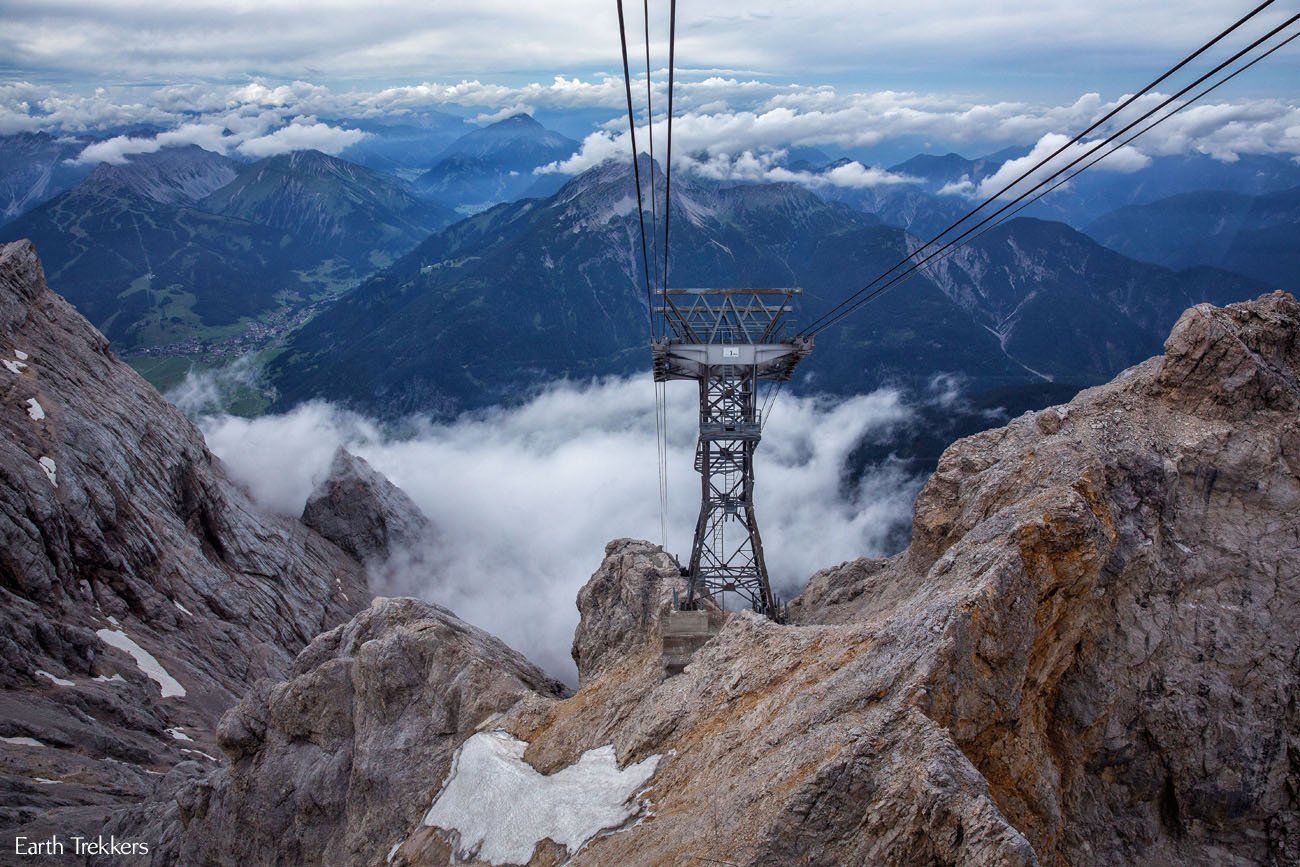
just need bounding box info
[489,112,542,129]
[82,144,237,204]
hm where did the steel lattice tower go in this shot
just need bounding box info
[652,288,812,618]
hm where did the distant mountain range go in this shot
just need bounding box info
[0,146,450,351]
[0,132,94,221]
[412,114,579,212]
[0,162,304,349]
[201,149,452,270]
[336,111,469,173]
[1085,186,1300,288]
[102,144,238,204]
[267,158,1272,417]
[0,120,1294,410]
[876,148,1300,229]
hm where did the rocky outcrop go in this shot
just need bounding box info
[301,447,437,565]
[114,597,567,866]
[21,270,1298,865]
[490,292,1296,866]
[0,240,370,844]
[232,290,1296,867]
[571,539,687,684]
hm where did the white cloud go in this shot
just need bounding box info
[938,177,976,197]
[71,121,234,165]
[193,376,920,681]
[535,86,1298,181]
[974,132,1151,199]
[64,113,366,165]
[7,70,1297,174]
[235,116,366,157]
[677,151,918,189]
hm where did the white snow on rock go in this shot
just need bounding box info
[25,398,45,421]
[181,747,217,761]
[95,629,186,698]
[166,727,192,741]
[93,674,125,684]
[1,736,46,747]
[14,350,29,361]
[33,777,59,785]
[37,456,56,487]
[35,670,73,687]
[3,360,26,374]
[421,730,660,865]
[173,600,193,617]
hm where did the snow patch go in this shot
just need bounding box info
[33,777,59,785]
[173,600,193,617]
[35,670,73,687]
[180,747,216,761]
[95,629,186,698]
[93,674,126,684]
[15,350,29,360]
[1,736,46,748]
[3,360,26,374]
[37,456,57,487]
[25,398,45,421]
[166,727,192,742]
[422,730,660,865]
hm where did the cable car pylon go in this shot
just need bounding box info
[653,290,811,619]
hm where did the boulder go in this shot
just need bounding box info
[301,447,436,565]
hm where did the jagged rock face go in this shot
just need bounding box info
[570,539,687,684]
[793,290,1300,864]
[0,240,369,842]
[105,291,1298,866]
[114,597,567,866]
[433,292,1296,866]
[301,447,437,565]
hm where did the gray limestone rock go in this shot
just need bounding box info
[0,239,370,846]
[9,228,1298,867]
[301,446,437,565]
[570,538,687,685]
[113,597,567,866]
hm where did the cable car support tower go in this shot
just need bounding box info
[617,0,813,621]
[653,293,810,618]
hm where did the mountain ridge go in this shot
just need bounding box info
[110,288,1300,866]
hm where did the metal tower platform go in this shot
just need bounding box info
[652,288,812,618]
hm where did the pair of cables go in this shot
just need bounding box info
[801,1,1296,337]
[616,0,678,548]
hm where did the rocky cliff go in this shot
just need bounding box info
[5,230,1297,865]
[118,291,1299,866]
[0,240,371,845]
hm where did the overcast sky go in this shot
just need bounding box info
[3,0,1295,93]
[1,0,1296,166]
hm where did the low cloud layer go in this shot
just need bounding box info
[5,70,1296,178]
[69,115,366,165]
[189,376,921,681]
[969,132,1151,199]
[534,88,1300,181]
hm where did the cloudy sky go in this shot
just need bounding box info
[1,1,1296,169]
[3,0,1295,93]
